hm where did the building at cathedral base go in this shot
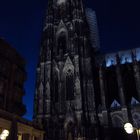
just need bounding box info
[0,38,45,140]
[33,0,140,140]
[0,109,44,140]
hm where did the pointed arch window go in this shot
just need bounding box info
[57,31,67,55]
[66,69,74,100]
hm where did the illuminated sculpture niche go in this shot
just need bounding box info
[57,0,66,5]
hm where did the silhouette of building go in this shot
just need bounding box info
[33,0,140,140]
[0,38,26,116]
[0,38,44,140]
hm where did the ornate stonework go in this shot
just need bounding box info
[33,0,140,140]
[33,0,98,140]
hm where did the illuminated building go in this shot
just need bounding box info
[33,0,140,140]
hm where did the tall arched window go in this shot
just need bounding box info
[66,69,74,100]
[57,32,67,55]
[53,72,59,102]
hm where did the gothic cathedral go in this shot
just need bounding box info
[33,0,140,140]
[33,0,98,140]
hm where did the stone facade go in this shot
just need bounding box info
[34,0,98,140]
[96,49,140,139]
[33,0,140,140]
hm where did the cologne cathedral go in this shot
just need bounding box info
[33,0,140,140]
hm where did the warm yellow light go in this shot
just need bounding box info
[0,135,6,140]
[2,130,9,136]
[18,134,22,140]
[124,123,134,134]
[0,129,9,140]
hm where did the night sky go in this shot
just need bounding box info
[0,0,140,120]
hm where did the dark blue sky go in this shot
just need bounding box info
[0,0,140,120]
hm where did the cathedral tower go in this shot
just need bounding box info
[34,0,98,140]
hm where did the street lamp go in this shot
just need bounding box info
[124,123,140,140]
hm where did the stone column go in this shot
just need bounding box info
[116,55,128,122]
[99,64,110,140]
[99,65,106,110]
[116,55,126,107]
[133,60,140,100]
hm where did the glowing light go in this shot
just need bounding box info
[2,130,9,137]
[124,123,134,134]
[57,0,66,5]
[136,48,140,61]
[105,54,116,67]
[0,129,9,140]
